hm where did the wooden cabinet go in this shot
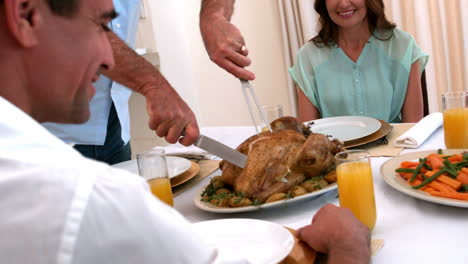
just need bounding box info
[135,0,159,68]
[130,0,166,157]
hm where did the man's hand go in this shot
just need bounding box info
[200,1,255,80]
[297,204,371,264]
[143,84,199,146]
[102,31,200,146]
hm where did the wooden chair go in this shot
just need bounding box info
[421,70,429,116]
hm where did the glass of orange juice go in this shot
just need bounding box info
[137,149,174,206]
[335,150,377,230]
[442,91,468,149]
[260,104,283,132]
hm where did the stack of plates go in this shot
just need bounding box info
[112,156,199,187]
[305,116,392,148]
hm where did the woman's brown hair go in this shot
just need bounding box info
[312,0,396,47]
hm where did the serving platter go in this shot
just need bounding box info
[381,149,468,208]
[193,183,337,213]
[306,116,381,142]
[192,218,294,264]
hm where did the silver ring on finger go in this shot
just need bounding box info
[240,44,247,53]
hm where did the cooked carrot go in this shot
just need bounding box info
[427,181,453,193]
[413,169,448,189]
[427,154,444,170]
[416,174,424,181]
[428,191,468,201]
[456,172,468,185]
[422,187,436,193]
[409,159,427,183]
[424,169,440,178]
[397,168,415,180]
[438,182,457,193]
[401,161,420,168]
[438,154,452,158]
[408,179,422,187]
[448,154,463,163]
[436,175,462,191]
[399,152,468,201]
[399,172,412,180]
[396,166,421,181]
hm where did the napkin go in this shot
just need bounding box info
[359,123,413,157]
[393,112,443,149]
[152,145,217,160]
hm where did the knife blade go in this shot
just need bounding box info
[194,134,247,168]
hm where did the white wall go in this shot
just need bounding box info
[147,0,199,116]
[146,0,291,127]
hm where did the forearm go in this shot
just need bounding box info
[402,105,423,123]
[102,31,169,95]
[328,233,371,264]
[297,88,320,122]
[401,62,423,122]
[200,0,235,21]
[101,32,199,145]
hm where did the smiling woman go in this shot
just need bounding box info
[312,0,396,47]
[289,0,428,124]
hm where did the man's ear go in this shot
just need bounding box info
[3,0,42,47]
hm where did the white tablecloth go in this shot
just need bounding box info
[171,126,468,264]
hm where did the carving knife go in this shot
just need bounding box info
[194,134,247,168]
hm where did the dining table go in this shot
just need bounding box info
[126,125,468,263]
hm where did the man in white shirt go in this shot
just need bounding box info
[0,0,216,263]
[43,0,199,165]
[0,0,370,263]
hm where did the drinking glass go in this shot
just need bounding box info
[260,104,283,132]
[137,149,174,206]
[335,150,377,230]
[442,91,468,148]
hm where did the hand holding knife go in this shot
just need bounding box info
[193,134,247,168]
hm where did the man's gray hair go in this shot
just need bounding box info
[0,0,79,17]
[47,0,80,17]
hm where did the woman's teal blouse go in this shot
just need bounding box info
[289,29,429,123]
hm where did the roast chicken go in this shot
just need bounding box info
[219,116,343,203]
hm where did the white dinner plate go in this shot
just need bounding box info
[112,156,191,179]
[192,218,294,264]
[193,183,337,213]
[305,116,381,142]
[381,149,468,208]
